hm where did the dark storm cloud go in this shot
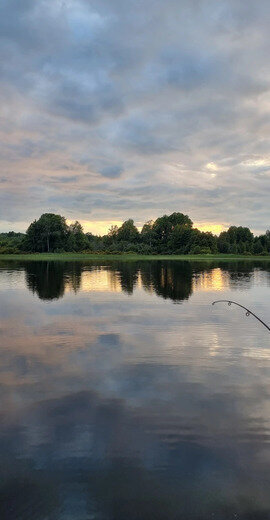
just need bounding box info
[0,0,269,231]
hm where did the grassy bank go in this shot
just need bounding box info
[0,253,270,261]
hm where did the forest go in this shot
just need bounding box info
[0,212,269,255]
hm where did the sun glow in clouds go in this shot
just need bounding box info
[205,162,219,171]
[205,162,219,178]
[194,223,227,235]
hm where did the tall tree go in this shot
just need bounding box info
[141,220,155,247]
[116,219,140,242]
[67,221,85,251]
[26,213,68,252]
[152,212,193,252]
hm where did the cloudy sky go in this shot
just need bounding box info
[0,0,269,235]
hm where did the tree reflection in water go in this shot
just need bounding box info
[21,260,194,302]
[0,259,258,302]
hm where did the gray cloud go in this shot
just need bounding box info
[100,165,123,178]
[0,0,269,232]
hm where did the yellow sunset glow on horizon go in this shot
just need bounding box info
[67,220,124,236]
[67,219,227,236]
[194,222,227,235]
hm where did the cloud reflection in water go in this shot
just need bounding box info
[0,259,270,519]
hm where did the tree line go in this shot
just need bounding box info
[0,212,269,255]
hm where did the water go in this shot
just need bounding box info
[0,259,269,519]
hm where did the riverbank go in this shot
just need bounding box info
[1,253,270,261]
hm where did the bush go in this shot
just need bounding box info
[200,247,212,255]
[0,246,20,254]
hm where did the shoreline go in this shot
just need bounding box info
[0,253,270,261]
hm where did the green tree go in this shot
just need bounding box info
[117,219,140,243]
[217,231,230,253]
[237,241,246,254]
[167,225,194,253]
[108,225,119,238]
[104,225,119,249]
[24,220,42,252]
[230,242,237,254]
[257,231,270,253]
[217,226,254,254]
[26,213,68,252]
[253,240,263,255]
[141,220,155,248]
[152,212,193,252]
[67,221,85,251]
[190,230,218,254]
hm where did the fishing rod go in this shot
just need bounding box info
[212,300,270,332]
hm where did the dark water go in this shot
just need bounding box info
[0,259,270,520]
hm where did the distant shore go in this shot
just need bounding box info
[1,253,270,261]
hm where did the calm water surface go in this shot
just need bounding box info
[0,259,270,519]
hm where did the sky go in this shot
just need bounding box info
[0,0,269,236]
